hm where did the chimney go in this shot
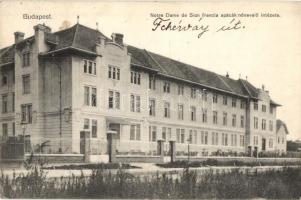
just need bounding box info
[111,33,124,46]
[34,23,51,53]
[226,72,229,78]
[14,32,25,43]
[262,84,265,91]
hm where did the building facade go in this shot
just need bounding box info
[0,23,285,156]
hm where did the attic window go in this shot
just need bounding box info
[22,52,30,67]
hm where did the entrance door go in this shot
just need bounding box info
[262,138,266,151]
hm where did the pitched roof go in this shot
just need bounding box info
[277,119,289,134]
[0,23,267,99]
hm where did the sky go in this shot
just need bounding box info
[0,1,300,140]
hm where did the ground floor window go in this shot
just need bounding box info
[2,123,8,138]
[130,124,141,141]
[149,126,157,142]
[92,120,97,138]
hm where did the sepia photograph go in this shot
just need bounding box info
[0,1,301,199]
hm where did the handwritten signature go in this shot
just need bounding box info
[152,17,245,38]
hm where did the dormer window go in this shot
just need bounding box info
[83,60,96,75]
[22,52,30,67]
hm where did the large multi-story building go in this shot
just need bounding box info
[0,23,285,156]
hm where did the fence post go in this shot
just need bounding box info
[169,140,176,163]
[107,130,117,163]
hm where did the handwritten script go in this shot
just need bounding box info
[152,17,245,38]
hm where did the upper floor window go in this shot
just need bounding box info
[240,101,245,109]
[254,102,258,110]
[131,71,141,85]
[164,102,170,118]
[163,81,170,93]
[223,96,227,105]
[22,52,30,67]
[269,120,273,131]
[2,74,7,86]
[84,86,97,107]
[84,118,90,129]
[2,94,8,113]
[84,60,96,75]
[108,65,120,80]
[262,119,266,130]
[130,124,141,141]
[21,104,32,124]
[223,112,227,126]
[262,105,266,112]
[191,88,196,99]
[202,109,207,123]
[240,115,244,128]
[213,93,218,103]
[149,99,156,116]
[254,117,258,129]
[108,90,120,109]
[22,74,30,94]
[178,84,184,95]
[232,98,237,107]
[213,111,218,124]
[269,106,273,114]
[130,94,140,113]
[2,123,8,138]
[202,90,208,101]
[178,104,184,120]
[149,74,156,90]
[232,114,237,127]
[190,106,196,121]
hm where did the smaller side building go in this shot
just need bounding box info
[276,119,288,153]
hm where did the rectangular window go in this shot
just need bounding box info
[202,90,208,101]
[223,112,227,126]
[92,120,97,138]
[2,74,7,86]
[269,120,273,131]
[108,65,120,80]
[164,102,170,118]
[21,104,32,124]
[2,123,8,138]
[240,135,245,147]
[202,109,207,123]
[254,102,258,110]
[240,101,245,109]
[12,93,15,112]
[108,90,120,109]
[130,94,141,113]
[162,127,167,141]
[131,71,141,85]
[262,105,266,112]
[223,96,227,105]
[83,60,96,75]
[204,131,208,145]
[176,128,180,143]
[254,117,258,129]
[84,118,89,129]
[178,104,184,120]
[262,119,266,130]
[234,134,237,146]
[213,93,218,103]
[240,115,244,128]
[213,111,218,124]
[84,86,90,106]
[149,99,156,116]
[188,130,193,144]
[2,94,8,113]
[149,74,156,90]
[91,87,97,107]
[130,124,141,140]
[232,98,237,107]
[149,126,157,142]
[163,81,170,93]
[22,74,30,94]
[22,52,30,67]
[180,129,185,143]
[269,106,273,114]
[12,122,15,136]
[190,106,196,121]
[191,88,196,99]
[212,132,218,145]
[178,84,184,95]
[232,114,236,127]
